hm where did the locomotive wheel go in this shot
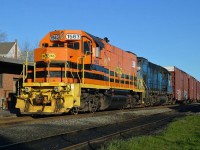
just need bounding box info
[70,107,79,115]
[125,95,135,109]
[129,97,137,108]
[24,99,30,112]
[172,99,176,105]
[89,95,98,113]
[144,98,151,106]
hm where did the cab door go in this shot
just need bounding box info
[80,37,92,83]
[82,37,92,64]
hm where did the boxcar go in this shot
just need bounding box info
[165,66,190,103]
[188,76,198,102]
[197,81,200,102]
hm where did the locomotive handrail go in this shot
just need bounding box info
[142,79,148,98]
[47,62,50,82]
[25,51,28,80]
[129,73,131,88]
[23,63,25,82]
[22,51,29,83]
[76,57,82,83]
[22,50,36,84]
[132,73,135,89]
[23,63,36,83]
[64,62,67,83]
[124,73,126,87]
[109,67,110,86]
[65,61,74,82]
[33,62,36,82]
[82,55,85,84]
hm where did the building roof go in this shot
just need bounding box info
[0,55,25,64]
[0,42,15,54]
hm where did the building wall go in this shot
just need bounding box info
[0,73,21,99]
[0,42,22,59]
[7,44,22,59]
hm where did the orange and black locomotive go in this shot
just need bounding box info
[16,30,144,114]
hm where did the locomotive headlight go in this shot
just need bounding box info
[54,87,59,92]
[24,87,31,93]
[54,86,62,92]
[25,87,29,92]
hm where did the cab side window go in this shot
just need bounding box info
[67,42,79,50]
[84,41,90,54]
[96,47,100,58]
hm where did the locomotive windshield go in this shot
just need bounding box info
[42,41,80,50]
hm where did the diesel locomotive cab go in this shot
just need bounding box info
[32,30,93,83]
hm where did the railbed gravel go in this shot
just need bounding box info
[0,107,174,145]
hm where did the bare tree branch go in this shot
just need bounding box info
[20,41,36,61]
[0,31,7,42]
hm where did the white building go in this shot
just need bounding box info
[0,41,22,59]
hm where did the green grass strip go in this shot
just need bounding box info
[101,115,200,150]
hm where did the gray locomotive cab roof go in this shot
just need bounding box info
[126,51,136,56]
[86,32,104,49]
[137,57,148,60]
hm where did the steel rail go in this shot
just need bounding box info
[0,111,183,150]
[62,113,182,150]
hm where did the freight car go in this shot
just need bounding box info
[16,30,145,114]
[188,76,199,102]
[165,66,189,103]
[197,81,200,102]
[165,66,200,103]
[137,57,173,106]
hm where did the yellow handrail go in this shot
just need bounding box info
[82,56,85,84]
[76,57,82,83]
[33,62,36,82]
[66,61,74,82]
[109,67,110,86]
[64,62,67,83]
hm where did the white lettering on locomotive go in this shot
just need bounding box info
[50,34,59,41]
[66,34,81,40]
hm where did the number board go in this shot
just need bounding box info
[50,34,59,41]
[66,34,81,40]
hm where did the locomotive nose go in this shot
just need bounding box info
[41,48,56,62]
[34,47,68,62]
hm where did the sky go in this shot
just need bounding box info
[0,0,200,81]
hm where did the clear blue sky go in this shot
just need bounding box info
[1,0,200,81]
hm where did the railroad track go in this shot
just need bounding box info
[62,112,184,150]
[0,111,184,150]
[1,104,198,150]
[0,104,176,128]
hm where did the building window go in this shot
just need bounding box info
[0,74,2,88]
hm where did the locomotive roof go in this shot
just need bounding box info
[126,51,136,56]
[138,57,170,73]
[86,32,104,49]
[137,57,148,61]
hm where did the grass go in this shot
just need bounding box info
[100,115,200,150]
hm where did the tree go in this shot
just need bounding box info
[20,41,36,61]
[0,31,7,42]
